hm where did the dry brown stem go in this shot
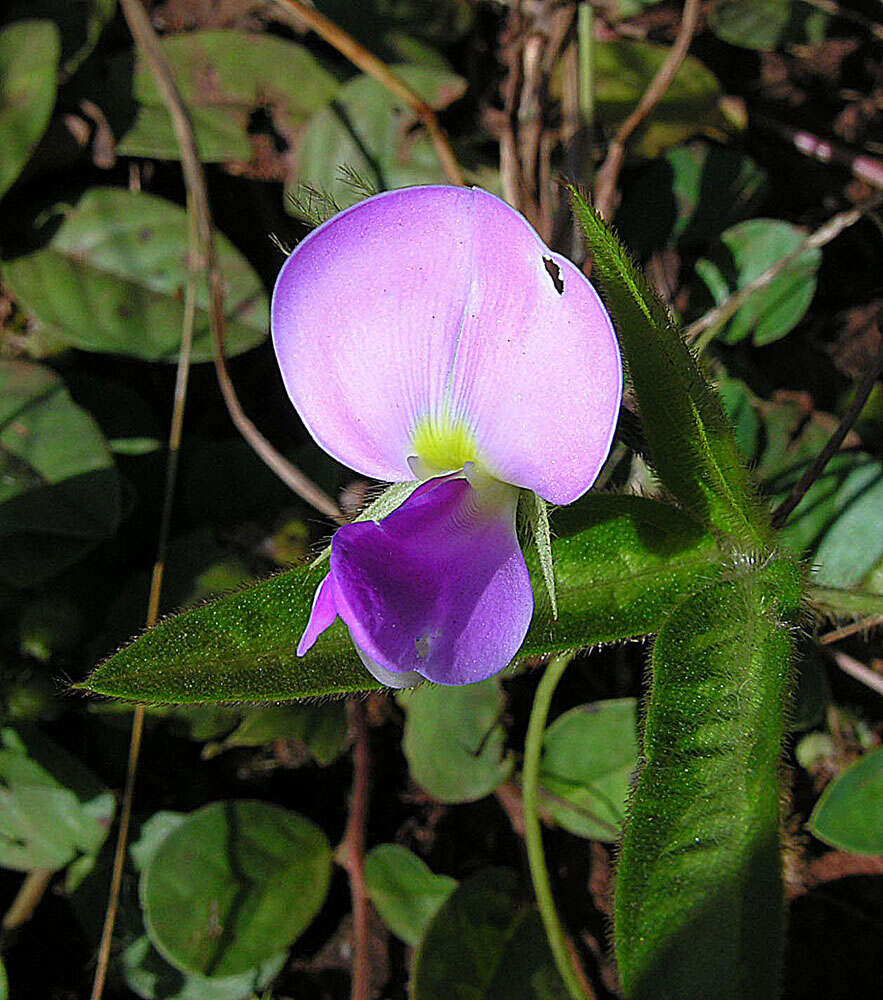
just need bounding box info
[271,0,464,186]
[593,0,701,220]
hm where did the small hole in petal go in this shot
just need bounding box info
[542,256,564,294]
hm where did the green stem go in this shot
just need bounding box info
[522,652,593,1000]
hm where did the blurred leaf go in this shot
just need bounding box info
[399,678,512,803]
[79,495,723,703]
[615,559,801,1000]
[572,193,772,547]
[412,868,568,1000]
[809,749,883,855]
[290,64,466,210]
[718,378,882,564]
[594,40,729,157]
[539,698,638,842]
[214,703,348,766]
[615,142,768,256]
[812,467,883,588]
[141,800,331,977]
[809,583,883,620]
[125,810,286,1000]
[0,359,121,588]
[0,20,60,199]
[122,936,285,1000]
[0,726,114,872]
[2,1,115,77]
[119,30,338,162]
[709,0,828,51]
[711,0,792,50]
[364,844,458,946]
[1,187,268,362]
[695,219,821,345]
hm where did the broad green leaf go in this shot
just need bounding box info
[572,192,773,547]
[809,748,883,855]
[711,0,792,50]
[122,936,285,1000]
[399,678,512,803]
[0,726,115,872]
[593,40,731,157]
[615,559,801,1000]
[0,359,121,588]
[812,468,883,588]
[0,20,60,199]
[364,844,458,946]
[141,800,331,977]
[809,584,883,621]
[118,30,338,162]
[79,495,722,703]
[710,0,828,51]
[695,219,821,345]
[289,64,467,210]
[718,378,879,561]
[1,187,268,362]
[412,868,568,1000]
[125,811,286,1000]
[3,1,115,76]
[539,697,638,841]
[615,142,767,256]
[210,703,348,766]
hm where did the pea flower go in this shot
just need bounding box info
[272,186,621,688]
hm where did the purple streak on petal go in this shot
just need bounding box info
[272,186,476,483]
[297,573,338,656]
[329,475,532,686]
[445,189,622,504]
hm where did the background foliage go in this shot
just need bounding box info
[0,2,881,999]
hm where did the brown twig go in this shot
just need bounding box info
[271,0,464,187]
[771,341,883,528]
[593,0,701,220]
[818,615,883,645]
[337,699,371,1000]
[120,0,344,525]
[2,869,53,934]
[685,194,883,348]
[830,650,883,697]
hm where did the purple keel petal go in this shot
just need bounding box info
[323,475,532,686]
[297,573,339,656]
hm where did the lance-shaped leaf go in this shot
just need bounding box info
[571,191,772,549]
[614,558,802,1000]
[78,495,722,704]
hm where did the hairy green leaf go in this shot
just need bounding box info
[615,558,801,1000]
[78,495,722,703]
[572,191,772,548]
